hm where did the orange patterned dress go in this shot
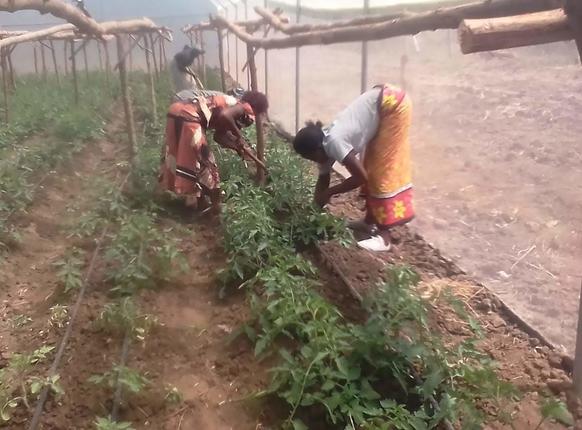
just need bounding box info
[159,94,254,198]
[363,84,415,228]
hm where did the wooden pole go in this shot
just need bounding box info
[361,0,370,94]
[200,30,207,85]
[246,43,266,183]
[295,0,301,133]
[161,37,168,71]
[33,45,38,75]
[574,281,582,396]
[63,41,69,75]
[1,49,9,123]
[158,36,164,74]
[97,38,104,72]
[103,40,111,89]
[226,10,231,74]
[7,47,15,91]
[49,40,60,86]
[82,41,89,79]
[116,35,137,165]
[144,35,157,122]
[245,0,250,88]
[128,34,134,72]
[264,0,269,96]
[217,28,227,92]
[40,42,47,80]
[149,34,159,80]
[458,10,571,54]
[70,40,79,105]
[234,3,239,84]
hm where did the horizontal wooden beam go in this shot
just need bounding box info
[459,9,572,54]
[212,0,564,50]
[185,9,288,34]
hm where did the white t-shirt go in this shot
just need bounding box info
[319,87,381,175]
[169,59,198,92]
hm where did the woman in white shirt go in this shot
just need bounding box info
[169,46,204,93]
[292,84,414,252]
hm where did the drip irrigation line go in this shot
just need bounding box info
[314,243,455,430]
[111,332,132,422]
[27,171,131,430]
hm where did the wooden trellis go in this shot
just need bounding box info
[0,0,172,169]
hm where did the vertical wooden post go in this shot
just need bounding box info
[200,30,207,86]
[161,38,168,70]
[144,35,157,123]
[245,0,250,88]
[194,30,201,74]
[40,42,47,80]
[1,49,9,123]
[295,0,301,133]
[234,2,239,84]
[116,35,137,164]
[217,29,227,92]
[264,0,269,96]
[49,40,60,86]
[70,40,79,105]
[225,10,231,75]
[103,40,112,89]
[33,46,39,75]
[83,41,89,80]
[158,37,164,74]
[63,41,69,76]
[360,0,370,94]
[128,34,134,72]
[97,39,104,72]
[247,44,266,183]
[7,47,16,91]
[574,282,582,395]
[149,34,159,81]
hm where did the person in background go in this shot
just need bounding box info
[169,45,205,92]
[292,84,414,252]
[159,91,269,214]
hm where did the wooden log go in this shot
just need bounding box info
[459,10,572,54]
[0,24,73,50]
[49,40,60,85]
[213,0,564,50]
[186,9,288,33]
[116,35,137,165]
[70,40,79,104]
[144,35,157,122]
[217,28,227,92]
[246,43,266,183]
[1,48,9,122]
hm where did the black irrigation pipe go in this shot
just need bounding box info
[27,172,131,430]
[314,243,456,430]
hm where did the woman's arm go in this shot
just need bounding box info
[213,105,245,141]
[328,150,367,195]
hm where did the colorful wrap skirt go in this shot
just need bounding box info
[159,101,220,198]
[363,84,415,228]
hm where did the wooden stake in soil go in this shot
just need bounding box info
[103,40,111,88]
[116,35,138,165]
[40,42,47,80]
[217,28,227,92]
[574,281,582,396]
[63,40,69,75]
[1,48,9,123]
[295,0,301,133]
[70,40,79,105]
[264,0,269,96]
[82,40,89,79]
[144,35,157,123]
[246,43,266,182]
[148,33,159,81]
[97,39,104,72]
[33,45,38,75]
[200,30,207,85]
[7,47,15,91]
[49,40,60,86]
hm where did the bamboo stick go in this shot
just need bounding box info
[40,41,47,79]
[149,33,159,81]
[217,28,227,92]
[144,35,157,122]
[1,48,9,122]
[49,40,60,85]
[97,38,104,72]
[83,41,89,79]
[63,40,69,75]
[104,40,111,89]
[7,47,15,91]
[33,45,38,75]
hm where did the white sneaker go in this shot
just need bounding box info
[357,235,392,252]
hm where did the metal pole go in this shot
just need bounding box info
[361,0,370,94]
[574,281,582,395]
[295,0,301,133]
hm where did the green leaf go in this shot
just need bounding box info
[541,398,574,426]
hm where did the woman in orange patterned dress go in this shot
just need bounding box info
[159,91,268,213]
[292,84,413,252]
